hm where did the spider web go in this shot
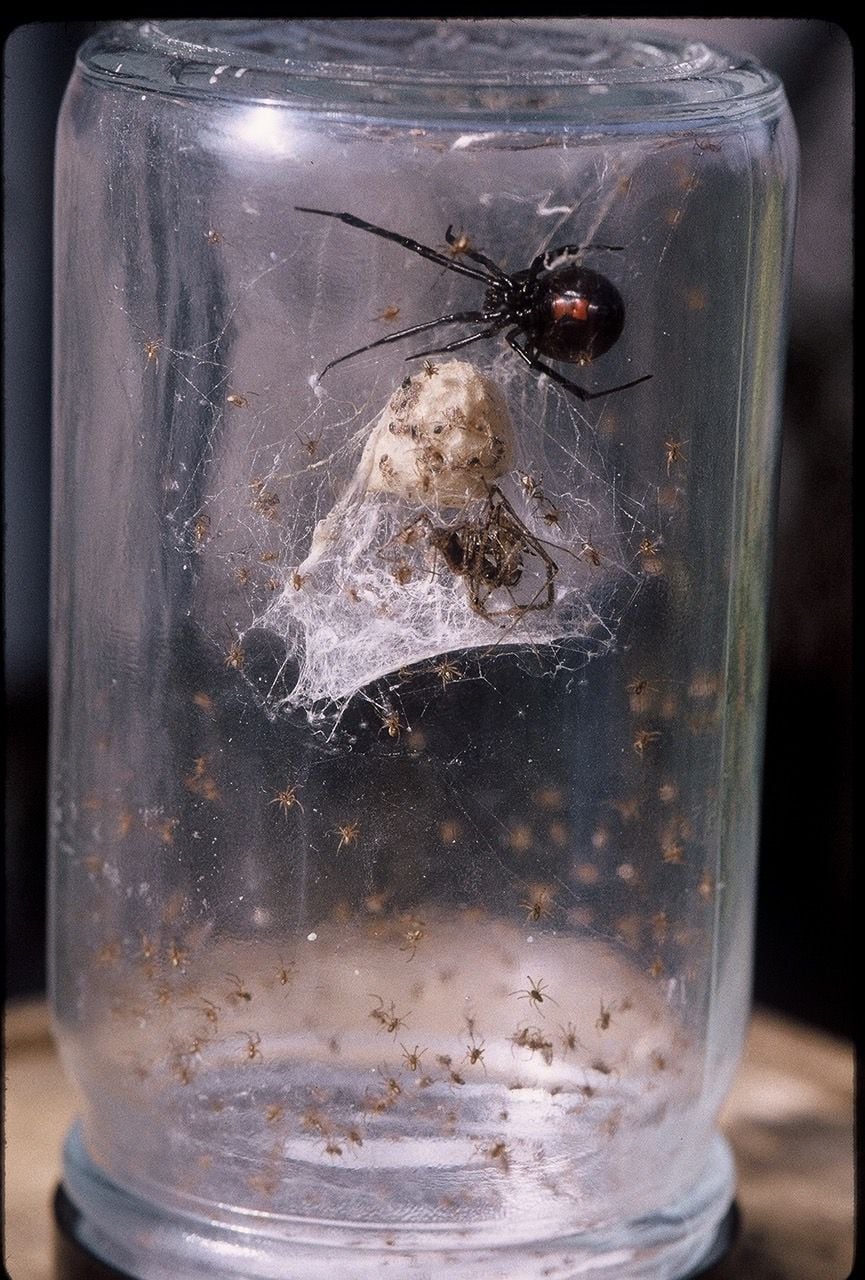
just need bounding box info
[117,130,705,722]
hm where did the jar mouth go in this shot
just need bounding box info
[143,19,726,87]
[78,19,782,125]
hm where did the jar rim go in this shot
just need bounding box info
[76,19,784,126]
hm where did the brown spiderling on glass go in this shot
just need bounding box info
[241,1031,263,1063]
[633,728,661,757]
[369,995,411,1036]
[272,783,304,817]
[481,1139,511,1172]
[400,1043,426,1072]
[559,1022,582,1053]
[250,481,280,521]
[431,659,462,689]
[226,392,249,409]
[399,918,425,961]
[519,471,545,503]
[664,439,687,475]
[596,1000,613,1031]
[626,677,656,700]
[442,226,474,259]
[520,884,555,923]
[512,1025,554,1064]
[375,304,401,322]
[225,638,245,670]
[510,975,557,1015]
[293,430,320,459]
[697,871,717,901]
[225,972,253,1005]
[185,998,221,1031]
[335,821,360,851]
[465,1032,487,1072]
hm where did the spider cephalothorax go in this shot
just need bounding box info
[296,207,650,403]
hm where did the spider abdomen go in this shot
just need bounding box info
[531,261,626,365]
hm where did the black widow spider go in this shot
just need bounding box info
[295,206,651,403]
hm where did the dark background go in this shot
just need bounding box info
[4,21,852,1037]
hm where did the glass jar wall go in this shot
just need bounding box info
[50,20,797,1280]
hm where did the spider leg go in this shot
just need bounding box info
[319,310,492,377]
[295,207,496,284]
[505,331,652,401]
[404,321,507,363]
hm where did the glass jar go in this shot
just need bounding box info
[50,19,797,1280]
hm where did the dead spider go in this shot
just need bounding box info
[416,485,557,621]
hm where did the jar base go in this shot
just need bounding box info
[55,1125,738,1280]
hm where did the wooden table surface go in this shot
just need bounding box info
[4,1001,854,1280]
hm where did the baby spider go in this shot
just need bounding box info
[519,471,546,503]
[400,1043,427,1072]
[626,678,658,708]
[511,975,557,1014]
[431,659,462,688]
[596,1001,613,1032]
[664,439,687,474]
[225,972,253,1005]
[293,430,321,459]
[559,1022,582,1053]
[241,1032,263,1063]
[369,995,411,1036]
[465,1033,487,1072]
[520,884,555,923]
[272,783,304,816]
[479,1139,511,1172]
[442,225,474,258]
[379,709,404,739]
[294,207,651,403]
[225,638,245,670]
[335,821,360,850]
[399,918,425,960]
[182,998,220,1029]
[633,728,662,758]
